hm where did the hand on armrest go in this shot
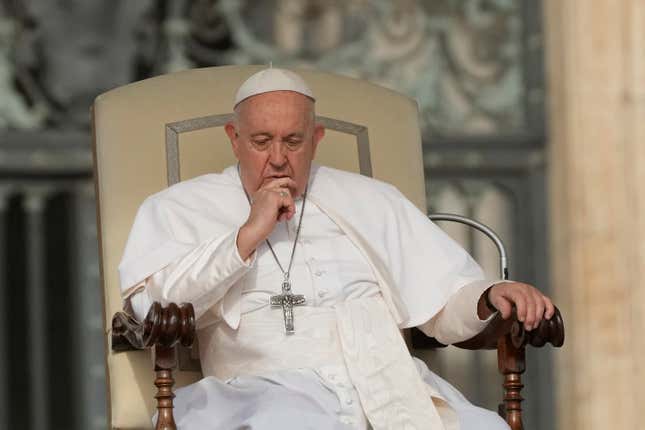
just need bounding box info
[478,281,556,331]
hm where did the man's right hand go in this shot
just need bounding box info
[237,177,297,260]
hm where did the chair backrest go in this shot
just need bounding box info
[93,65,426,429]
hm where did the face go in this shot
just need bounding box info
[225,90,325,197]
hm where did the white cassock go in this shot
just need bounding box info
[120,164,510,430]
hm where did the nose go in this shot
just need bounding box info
[269,141,287,167]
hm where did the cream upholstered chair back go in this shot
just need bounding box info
[93,65,427,429]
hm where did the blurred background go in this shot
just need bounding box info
[0,0,642,429]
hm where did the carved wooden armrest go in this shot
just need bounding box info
[112,302,196,430]
[454,305,565,350]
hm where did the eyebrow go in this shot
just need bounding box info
[248,132,304,140]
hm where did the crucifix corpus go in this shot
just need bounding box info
[271,279,306,333]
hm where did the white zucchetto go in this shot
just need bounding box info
[234,68,315,107]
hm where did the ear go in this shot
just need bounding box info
[311,123,325,158]
[224,121,240,158]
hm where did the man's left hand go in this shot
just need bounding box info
[478,282,555,331]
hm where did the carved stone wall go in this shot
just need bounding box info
[1,0,539,136]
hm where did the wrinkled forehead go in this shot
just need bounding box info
[235,90,315,129]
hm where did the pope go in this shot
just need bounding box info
[119,68,554,430]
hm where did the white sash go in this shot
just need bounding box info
[335,296,449,430]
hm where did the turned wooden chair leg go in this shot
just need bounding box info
[497,333,526,430]
[154,346,178,430]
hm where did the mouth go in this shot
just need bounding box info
[265,174,291,180]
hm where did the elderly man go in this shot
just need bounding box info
[119,68,554,430]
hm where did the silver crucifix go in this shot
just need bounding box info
[270,279,306,334]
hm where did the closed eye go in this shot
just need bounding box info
[285,139,302,148]
[284,134,304,149]
[251,134,272,149]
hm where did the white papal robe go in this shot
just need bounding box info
[120,164,510,430]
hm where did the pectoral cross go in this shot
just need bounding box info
[270,279,306,334]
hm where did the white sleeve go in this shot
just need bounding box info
[417,280,508,345]
[127,228,255,322]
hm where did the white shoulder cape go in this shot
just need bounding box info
[119,164,485,328]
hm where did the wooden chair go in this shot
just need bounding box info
[92,65,564,430]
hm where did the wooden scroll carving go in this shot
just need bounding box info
[112,302,196,430]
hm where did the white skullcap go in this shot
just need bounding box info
[234,68,315,107]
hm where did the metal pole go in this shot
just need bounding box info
[71,184,107,429]
[0,187,10,430]
[24,189,50,430]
